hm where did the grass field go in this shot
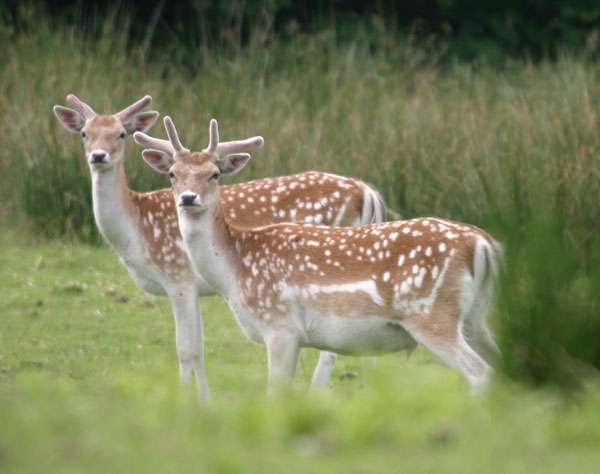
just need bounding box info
[2,233,600,473]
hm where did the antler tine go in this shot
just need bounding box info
[216,136,264,157]
[115,95,152,121]
[66,94,96,120]
[204,118,264,157]
[163,116,188,153]
[133,131,175,155]
[206,118,219,153]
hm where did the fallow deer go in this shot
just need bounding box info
[141,116,501,393]
[53,95,387,399]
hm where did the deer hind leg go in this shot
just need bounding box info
[464,294,500,361]
[463,272,500,360]
[475,319,500,357]
[310,351,337,388]
[169,286,210,401]
[454,330,492,390]
[455,246,500,375]
[402,312,492,391]
[460,237,502,368]
[265,332,301,394]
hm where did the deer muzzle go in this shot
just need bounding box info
[89,149,110,165]
[178,191,202,210]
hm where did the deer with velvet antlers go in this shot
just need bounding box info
[53,94,387,399]
[139,116,501,392]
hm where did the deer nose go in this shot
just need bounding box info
[180,192,198,206]
[90,151,108,163]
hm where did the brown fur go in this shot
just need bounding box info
[212,216,495,329]
[122,164,377,284]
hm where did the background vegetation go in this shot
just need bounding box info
[1,2,600,471]
[6,0,600,61]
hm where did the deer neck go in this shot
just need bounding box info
[90,160,140,253]
[178,199,239,296]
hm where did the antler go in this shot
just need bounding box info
[163,116,189,153]
[66,94,96,120]
[115,95,152,121]
[204,119,264,158]
[206,118,219,153]
[133,131,175,155]
[134,116,264,159]
[132,115,186,155]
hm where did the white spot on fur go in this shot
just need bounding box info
[414,267,427,288]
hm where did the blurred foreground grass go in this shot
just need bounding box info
[2,234,600,473]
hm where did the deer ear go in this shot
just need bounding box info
[53,105,85,133]
[141,149,173,174]
[216,153,251,177]
[122,111,160,134]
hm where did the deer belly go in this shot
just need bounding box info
[302,313,417,356]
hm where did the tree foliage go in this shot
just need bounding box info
[3,0,600,60]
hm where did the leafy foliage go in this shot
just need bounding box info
[6,0,600,60]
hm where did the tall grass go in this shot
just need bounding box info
[2,9,600,386]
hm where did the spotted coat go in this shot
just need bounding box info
[180,204,501,388]
[130,171,384,286]
[213,217,496,326]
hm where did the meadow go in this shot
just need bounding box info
[2,232,600,473]
[2,8,600,473]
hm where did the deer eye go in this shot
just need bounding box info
[168,171,176,179]
[119,132,126,139]
[209,172,220,181]
[81,131,87,138]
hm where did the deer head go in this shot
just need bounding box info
[53,94,159,170]
[134,117,264,213]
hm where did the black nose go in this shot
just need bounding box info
[91,152,107,163]
[181,194,197,206]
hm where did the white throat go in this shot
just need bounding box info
[178,205,236,296]
[90,161,139,254]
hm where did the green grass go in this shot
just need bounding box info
[2,234,600,473]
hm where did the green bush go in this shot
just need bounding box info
[498,214,600,387]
